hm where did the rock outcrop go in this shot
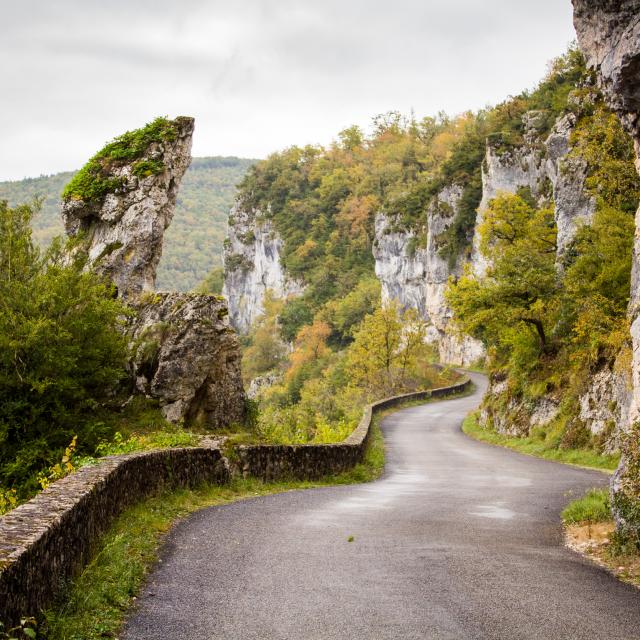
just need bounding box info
[471,114,595,274]
[62,117,246,428]
[573,0,640,535]
[129,293,245,427]
[373,109,595,367]
[62,116,194,300]
[223,205,303,333]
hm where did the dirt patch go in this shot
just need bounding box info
[566,521,640,587]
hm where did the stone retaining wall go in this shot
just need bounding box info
[0,376,470,625]
[235,378,472,481]
[0,446,229,626]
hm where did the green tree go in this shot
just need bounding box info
[447,194,559,367]
[0,200,128,496]
[241,291,288,382]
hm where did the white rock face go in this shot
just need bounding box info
[471,119,595,274]
[62,117,194,300]
[373,186,484,366]
[223,205,303,334]
[471,142,546,275]
[573,0,640,532]
[545,114,597,259]
[578,363,632,452]
[373,214,429,319]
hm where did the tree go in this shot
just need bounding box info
[447,193,559,369]
[398,307,427,380]
[196,266,224,294]
[242,291,288,382]
[0,200,128,496]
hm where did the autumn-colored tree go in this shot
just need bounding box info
[286,319,331,382]
[398,307,427,380]
[346,301,427,392]
[242,291,287,383]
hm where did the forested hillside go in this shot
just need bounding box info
[0,156,255,291]
[225,47,640,466]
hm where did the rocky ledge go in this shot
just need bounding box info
[129,292,245,428]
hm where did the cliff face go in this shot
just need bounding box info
[62,117,194,300]
[373,186,484,366]
[223,205,303,333]
[62,117,246,428]
[373,109,595,367]
[573,0,640,535]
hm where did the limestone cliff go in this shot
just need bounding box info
[373,108,595,367]
[62,116,194,300]
[62,117,246,428]
[573,0,640,535]
[223,204,303,334]
[373,186,484,366]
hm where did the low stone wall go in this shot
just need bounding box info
[235,377,472,481]
[0,376,471,625]
[0,446,229,626]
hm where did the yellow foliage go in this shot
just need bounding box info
[38,435,78,490]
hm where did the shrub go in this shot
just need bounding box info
[0,200,128,498]
[62,117,179,203]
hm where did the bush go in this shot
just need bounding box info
[0,200,128,498]
[62,117,180,203]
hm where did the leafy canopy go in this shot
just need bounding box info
[0,200,128,496]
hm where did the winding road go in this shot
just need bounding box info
[123,373,640,639]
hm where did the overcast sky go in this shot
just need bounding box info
[0,0,576,181]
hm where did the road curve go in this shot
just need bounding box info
[123,373,640,640]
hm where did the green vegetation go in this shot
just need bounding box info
[41,421,385,640]
[0,156,255,292]
[462,413,619,472]
[563,487,640,587]
[245,295,459,445]
[162,156,256,290]
[231,48,591,342]
[562,488,611,525]
[0,200,129,501]
[447,80,639,460]
[233,50,592,451]
[61,117,182,203]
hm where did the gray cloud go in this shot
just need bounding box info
[0,0,576,180]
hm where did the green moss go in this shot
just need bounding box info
[131,159,165,179]
[62,117,180,204]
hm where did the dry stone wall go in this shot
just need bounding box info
[0,445,229,626]
[0,378,470,625]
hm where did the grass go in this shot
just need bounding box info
[563,488,640,589]
[562,488,611,525]
[41,422,385,639]
[462,412,619,472]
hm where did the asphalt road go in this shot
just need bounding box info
[123,373,640,639]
